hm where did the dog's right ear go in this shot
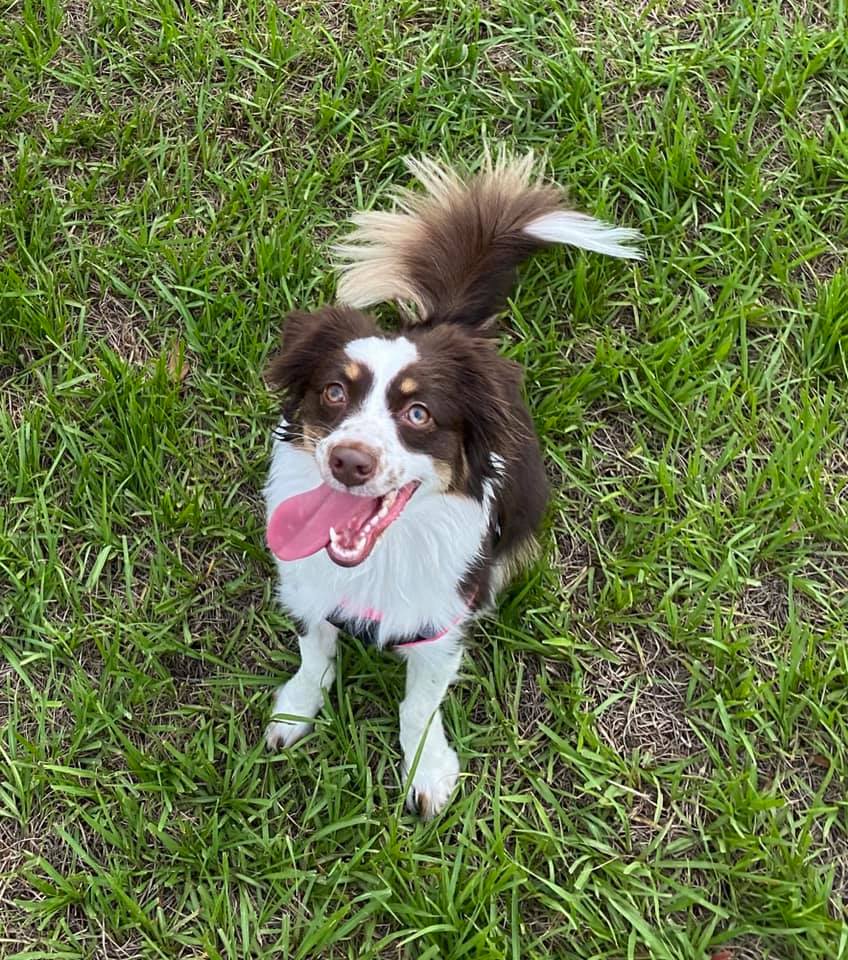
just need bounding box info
[265,306,376,397]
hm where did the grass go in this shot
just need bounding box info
[1,0,847,956]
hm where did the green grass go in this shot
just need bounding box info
[1,0,847,956]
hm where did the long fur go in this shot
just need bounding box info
[334,150,642,328]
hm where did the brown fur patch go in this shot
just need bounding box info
[265,306,378,396]
[493,535,541,592]
[399,376,418,394]
[388,323,548,607]
[266,306,378,441]
[344,361,362,380]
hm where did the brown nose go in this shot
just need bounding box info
[329,444,378,487]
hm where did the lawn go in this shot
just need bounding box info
[1,0,847,957]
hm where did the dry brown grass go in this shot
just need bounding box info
[582,627,701,765]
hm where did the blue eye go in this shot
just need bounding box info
[323,383,346,405]
[404,403,431,427]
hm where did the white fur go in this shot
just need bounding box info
[523,211,643,260]
[265,621,338,748]
[399,634,463,817]
[489,452,507,475]
[346,335,418,377]
[265,436,480,816]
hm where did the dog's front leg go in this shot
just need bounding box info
[398,636,463,818]
[265,620,338,749]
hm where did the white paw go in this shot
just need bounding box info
[403,744,460,819]
[264,680,322,750]
[265,717,313,750]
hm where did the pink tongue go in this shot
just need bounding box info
[267,483,378,561]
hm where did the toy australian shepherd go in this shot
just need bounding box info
[263,151,641,817]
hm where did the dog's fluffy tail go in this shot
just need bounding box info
[334,150,642,328]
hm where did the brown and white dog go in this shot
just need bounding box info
[263,152,641,817]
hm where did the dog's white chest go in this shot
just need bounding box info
[264,439,490,644]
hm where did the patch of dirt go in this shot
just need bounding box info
[38,0,91,126]
[465,653,578,808]
[85,290,156,366]
[41,80,80,128]
[516,901,572,956]
[717,936,789,960]
[734,573,792,640]
[760,752,844,808]
[0,818,69,956]
[181,546,269,647]
[765,753,848,915]
[586,414,642,481]
[467,653,561,740]
[780,0,837,28]
[822,446,848,511]
[569,0,730,63]
[820,830,848,917]
[572,0,832,50]
[556,530,599,613]
[789,250,844,306]
[515,658,558,739]
[283,0,355,41]
[2,381,28,429]
[792,550,848,631]
[551,421,648,620]
[583,628,702,765]
[483,42,523,74]
[0,663,21,730]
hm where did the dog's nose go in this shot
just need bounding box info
[329,444,378,487]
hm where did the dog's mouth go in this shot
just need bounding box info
[267,481,419,567]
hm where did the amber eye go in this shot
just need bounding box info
[323,382,347,405]
[403,403,431,428]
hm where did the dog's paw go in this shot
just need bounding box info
[265,717,313,750]
[403,744,460,819]
[264,680,320,751]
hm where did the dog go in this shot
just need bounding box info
[263,151,641,817]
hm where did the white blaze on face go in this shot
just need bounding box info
[315,335,444,497]
[347,335,418,413]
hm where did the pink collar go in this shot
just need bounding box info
[331,594,475,648]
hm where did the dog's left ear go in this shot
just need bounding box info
[265,306,376,397]
[455,340,529,483]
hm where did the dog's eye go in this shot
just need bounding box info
[323,382,347,405]
[403,403,431,428]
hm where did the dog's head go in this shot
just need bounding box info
[265,306,522,566]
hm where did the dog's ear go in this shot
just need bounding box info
[265,306,376,397]
[406,324,530,485]
[449,338,529,484]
